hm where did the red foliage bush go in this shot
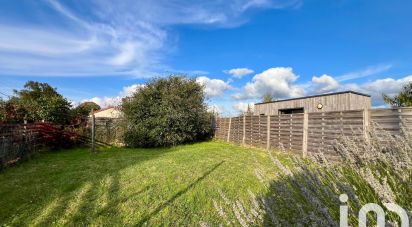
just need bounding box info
[1,121,86,170]
[28,122,83,149]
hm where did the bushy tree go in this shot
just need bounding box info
[10,81,72,124]
[383,82,412,107]
[122,76,213,147]
[74,101,101,118]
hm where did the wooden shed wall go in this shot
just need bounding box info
[349,93,372,110]
[254,93,371,115]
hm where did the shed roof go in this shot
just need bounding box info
[255,91,370,105]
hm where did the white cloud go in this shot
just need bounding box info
[196,76,232,97]
[231,65,412,108]
[234,67,303,100]
[207,104,220,113]
[225,68,254,78]
[337,64,392,82]
[0,25,97,55]
[361,76,412,95]
[109,42,137,66]
[309,74,412,106]
[311,74,340,93]
[233,102,255,113]
[120,84,145,97]
[86,96,123,108]
[95,0,301,26]
[0,0,299,76]
[344,75,412,105]
[84,83,144,107]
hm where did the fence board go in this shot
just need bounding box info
[214,107,412,157]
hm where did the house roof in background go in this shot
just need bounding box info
[93,106,121,113]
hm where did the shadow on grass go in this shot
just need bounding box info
[0,147,173,226]
[137,160,224,226]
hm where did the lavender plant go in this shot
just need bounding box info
[210,123,411,226]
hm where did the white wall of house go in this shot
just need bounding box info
[92,107,122,118]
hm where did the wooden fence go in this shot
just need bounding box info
[91,117,124,146]
[0,122,87,170]
[0,124,38,169]
[215,107,412,157]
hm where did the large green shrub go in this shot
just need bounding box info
[122,76,213,147]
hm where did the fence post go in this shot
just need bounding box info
[321,112,325,152]
[227,117,232,142]
[266,115,271,150]
[363,108,370,142]
[398,108,402,135]
[242,114,246,146]
[302,112,308,157]
[289,114,293,150]
[91,110,96,153]
[278,115,281,148]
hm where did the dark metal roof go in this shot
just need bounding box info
[255,91,371,105]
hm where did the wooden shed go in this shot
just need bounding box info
[254,91,371,115]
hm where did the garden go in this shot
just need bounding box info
[0,77,411,226]
[0,142,275,226]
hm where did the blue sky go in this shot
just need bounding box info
[1,0,412,115]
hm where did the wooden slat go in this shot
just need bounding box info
[214,107,412,157]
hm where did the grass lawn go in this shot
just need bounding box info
[0,141,284,226]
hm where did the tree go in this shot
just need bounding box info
[383,82,412,107]
[1,98,28,123]
[74,102,101,118]
[245,104,254,116]
[262,92,274,103]
[0,98,5,122]
[122,76,213,147]
[12,81,72,124]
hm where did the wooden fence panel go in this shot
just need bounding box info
[251,116,260,147]
[229,117,243,144]
[370,108,401,135]
[244,115,253,146]
[399,108,412,130]
[258,116,268,149]
[269,115,280,149]
[215,118,229,140]
[278,114,304,153]
[214,107,412,157]
[307,110,364,156]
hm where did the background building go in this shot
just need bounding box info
[254,91,371,115]
[91,107,122,118]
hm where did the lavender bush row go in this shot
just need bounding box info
[209,124,411,226]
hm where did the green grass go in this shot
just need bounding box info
[0,141,282,226]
